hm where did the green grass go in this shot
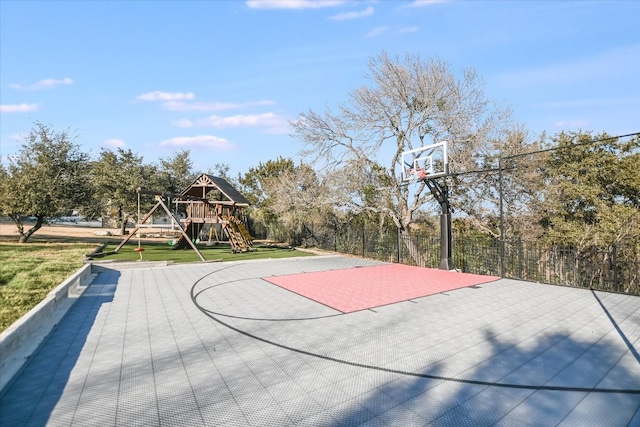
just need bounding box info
[0,243,97,332]
[1,240,314,332]
[95,241,315,263]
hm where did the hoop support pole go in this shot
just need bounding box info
[425,178,455,270]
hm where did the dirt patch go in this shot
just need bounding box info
[0,221,263,246]
[0,222,169,244]
[2,223,108,237]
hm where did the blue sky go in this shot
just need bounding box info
[1,0,639,177]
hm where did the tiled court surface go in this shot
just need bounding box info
[1,255,639,427]
[264,264,499,313]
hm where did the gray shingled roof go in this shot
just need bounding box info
[180,174,250,206]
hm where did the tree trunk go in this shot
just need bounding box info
[16,215,44,243]
[119,213,129,236]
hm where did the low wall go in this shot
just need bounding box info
[0,263,95,393]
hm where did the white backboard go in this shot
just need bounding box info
[401,141,449,182]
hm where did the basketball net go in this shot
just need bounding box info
[407,167,428,182]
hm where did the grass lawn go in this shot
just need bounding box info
[1,240,314,332]
[94,241,316,263]
[0,242,98,332]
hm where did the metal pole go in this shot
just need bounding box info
[425,178,454,270]
[397,226,401,263]
[498,157,505,277]
[362,222,366,258]
[613,243,618,292]
[438,188,454,270]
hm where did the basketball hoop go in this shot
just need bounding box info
[406,167,428,182]
[400,141,454,270]
[401,141,448,183]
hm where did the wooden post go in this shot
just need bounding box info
[115,194,206,261]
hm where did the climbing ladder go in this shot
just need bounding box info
[223,216,254,253]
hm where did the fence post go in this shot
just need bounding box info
[613,243,618,292]
[397,227,401,264]
[362,223,365,258]
[518,237,523,278]
[498,157,506,277]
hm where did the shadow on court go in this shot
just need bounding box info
[0,268,120,427]
[327,330,640,426]
[1,258,639,426]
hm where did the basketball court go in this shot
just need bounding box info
[2,255,638,426]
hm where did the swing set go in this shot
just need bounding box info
[115,188,206,261]
[113,174,254,261]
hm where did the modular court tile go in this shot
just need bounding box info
[264,264,499,313]
[1,255,639,426]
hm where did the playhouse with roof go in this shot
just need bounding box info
[115,174,254,260]
[174,174,253,253]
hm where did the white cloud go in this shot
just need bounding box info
[407,0,449,7]
[329,6,374,21]
[172,119,195,128]
[399,26,419,34]
[247,0,345,10]
[366,25,419,38]
[366,26,389,38]
[103,138,126,148]
[135,91,276,112]
[9,78,73,91]
[163,99,275,112]
[0,103,40,113]
[160,135,235,150]
[173,112,291,134]
[200,113,283,127]
[136,91,195,101]
[163,101,241,112]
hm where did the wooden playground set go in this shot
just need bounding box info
[115,174,254,261]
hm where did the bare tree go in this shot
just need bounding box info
[261,163,331,246]
[291,51,523,263]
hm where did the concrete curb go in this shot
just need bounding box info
[0,263,95,393]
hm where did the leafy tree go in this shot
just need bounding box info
[291,51,523,262]
[0,123,91,243]
[206,163,232,182]
[538,131,640,291]
[238,157,297,238]
[239,157,295,206]
[154,149,197,194]
[541,131,639,242]
[90,148,154,235]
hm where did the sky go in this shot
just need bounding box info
[1,0,639,178]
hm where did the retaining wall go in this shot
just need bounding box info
[0,263,95,393]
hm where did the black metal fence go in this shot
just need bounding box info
[257,134,639,295]
[287,223,639,296]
